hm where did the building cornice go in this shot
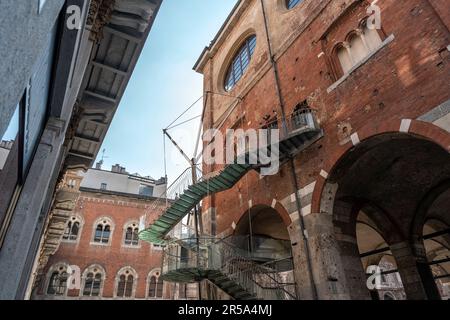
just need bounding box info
[193,0,252,73]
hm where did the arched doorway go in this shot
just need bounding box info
[232,205,296,297]
[233,205,291,262]
[357,212,406,300]
[320,133,450,300]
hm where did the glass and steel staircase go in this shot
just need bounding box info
[139,108,322,245]
[161,227,297,300]
[139,108,322,300]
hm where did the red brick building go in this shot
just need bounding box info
[32,167,197,300]
[189,0,450,300]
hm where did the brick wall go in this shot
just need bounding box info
[34,191,172,299]
[198,0,450,234]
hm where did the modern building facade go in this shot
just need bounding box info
[0,0,163,299]
[31,165,198,300]
[139,0,450,300]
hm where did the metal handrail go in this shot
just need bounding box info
[161,235,297,300]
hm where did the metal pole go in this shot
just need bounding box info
[191,160,203,300]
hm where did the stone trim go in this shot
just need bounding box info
[80,264,106,298]
[418,99,450,123]
[114,266,138,299]
[327,34,395,93]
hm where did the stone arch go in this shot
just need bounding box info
[122,219,140,247]
[114,266,138,298]
[146,268,165,299]
[311,119,450,213]
[45,262,70,297]
[216,28,258,93]
[310,121,450,300]
[233,203,291,241]
[91,216,115,245]
[80,264,106,298]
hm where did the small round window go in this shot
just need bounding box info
[224,35,257,92]
[286,0,302,10]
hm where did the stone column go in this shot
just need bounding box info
[304,211,371,300]
[390,242,440,300]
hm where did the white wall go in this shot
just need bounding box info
[80,169,165,197]
[0,147,9,170]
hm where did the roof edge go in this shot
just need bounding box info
[193,0,247,73]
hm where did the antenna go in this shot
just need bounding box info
[96,148,109,169]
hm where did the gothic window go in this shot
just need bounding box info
[63,216,81,241]
[82,266,104,297]
[124,222,139,246]
[336,20,383,75]
[224,35,257,92]
[179,283,187,299]
[116,268,136,298]
[291,101,314,130]
[148,270,164,299]
[93,218,113,244]
[46,265,68,296]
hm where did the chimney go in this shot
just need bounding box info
[95,160,103,170]
[112,164,127,173]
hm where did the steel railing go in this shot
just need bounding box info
[161,234,297,300]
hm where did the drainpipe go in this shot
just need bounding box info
[259,0,318,300]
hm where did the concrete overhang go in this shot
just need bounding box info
[65,0,162,169]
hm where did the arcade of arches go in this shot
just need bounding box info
[226,133,450,300]
[306,133,450,300]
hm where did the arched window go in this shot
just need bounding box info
[63,216,82,241]
[224,35,257,92]
[116,267,136,298]
[286,0,302,10]
[46,264,68,296]
[93,218,113,244]
[148,270,164,299]
[361,20,382,51]
[337,44,353,74]
[124,222,139,246]
[179,283,187,299]
[82,266,104,297]
[336,20,383,75]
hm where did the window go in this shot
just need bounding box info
[0,96,25,246]
[336,21,383,74]
[116,268,136,298]
[100,183,107,190]
[38,0,47,14]
[224,35,257,92]
[152,243,165,251]
[93,218,113,244]
[67,179,76,189]
[148,270,164,299]
[47,265,68,296]
[82,267,104,297]
[124,222,139,246]
[286,0,302,10]
[139,184,154,197]
[63,216,81,241]
[179,283,187,299]
[291,101,314,130]
[263,118,278,147]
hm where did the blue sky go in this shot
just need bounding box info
[96,0,237,183]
